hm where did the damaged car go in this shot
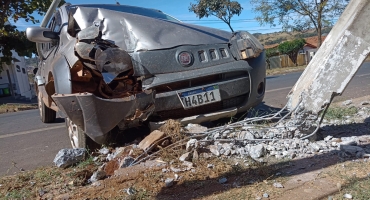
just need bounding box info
[26,2,266,149]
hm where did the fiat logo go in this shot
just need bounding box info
[178,51,193,66]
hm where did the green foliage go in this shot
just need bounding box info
[324,106,358,120]
[250,0,349,47]
[0,0,65,69]
[278,38,305,65]
[189,0,243,32]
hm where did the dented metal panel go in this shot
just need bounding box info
[287,0,370,114]
[52,90,155,144]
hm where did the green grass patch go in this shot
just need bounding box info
[324,106,358,120]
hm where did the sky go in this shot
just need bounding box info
[14,0,283,34]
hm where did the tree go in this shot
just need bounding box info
[278,38,305,66]
[265,47,279,69]
[250,0,349,47]
[0,0,64,67]
[189,0,243,32]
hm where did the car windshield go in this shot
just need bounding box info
[68,4,180,22]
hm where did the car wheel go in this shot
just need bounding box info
[65,118,100,150]
[38,91,56,123]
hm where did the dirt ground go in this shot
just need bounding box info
[1,95,369,200]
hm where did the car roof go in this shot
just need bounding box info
[66,4,179,22]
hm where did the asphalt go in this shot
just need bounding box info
[0,62,369,176]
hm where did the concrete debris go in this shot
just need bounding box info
[120,156,134,168]
[207,164,214,168]
[179,152,192,162]
[89,170,106,182]
[249,144,266,159]
[218,177,227,184]
[360,101,370,105]
[343,193,353,199]
[53,148,86,168]
[273,182,284,188]
[185,123,207,134]
[342,100,352,106]
[91,181,101,187]
[165,178,174,187]
[186,139,199,152]
[138,130,165,150]
[209,145,220,156]
[125,187,136,195]
[99,147,110,155]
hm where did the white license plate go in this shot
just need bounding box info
[177,85,221,109]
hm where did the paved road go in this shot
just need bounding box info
[0,62,369,176]
[264,61,370,108]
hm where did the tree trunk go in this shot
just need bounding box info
[226,22,234,32]
[317,12,322,47]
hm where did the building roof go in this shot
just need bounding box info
[304,36,327,48]
[263,35,327,50]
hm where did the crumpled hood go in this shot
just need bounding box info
[71,6,232,52]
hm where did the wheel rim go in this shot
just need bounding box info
[67,119,80,148]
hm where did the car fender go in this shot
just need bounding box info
[51,55,72,95]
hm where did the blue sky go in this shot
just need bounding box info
[14,0,282,33]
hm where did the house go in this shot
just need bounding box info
[0,50,35,100]
[264,36,327,66]
[299,36,327,63]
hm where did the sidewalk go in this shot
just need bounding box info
[0,96,37,105]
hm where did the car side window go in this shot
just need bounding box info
[42,12,61,54]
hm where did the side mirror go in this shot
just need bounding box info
[26,27,59,43]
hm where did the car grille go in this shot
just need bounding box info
[154,71,248,93]
[154,94,248,120]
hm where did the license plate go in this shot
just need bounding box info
[177,85,221,109]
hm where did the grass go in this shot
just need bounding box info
[324,106,358,120]
[0,103,37,114]
[266,65,307,76]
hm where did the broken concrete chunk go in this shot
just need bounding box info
[273,182,284,188]
[209,145,220,156]
[120,156,135,168]
[360,101,370,106]
[179,152,192,162]
[185,123,207,134]
[249,144,266,159]
[186,139,199,152]
[342,100,353,106]
[53,148,86,168]
[138,130,165,150]
[99,147,110,155]
[89,170,106,183]
[165,178,174,187]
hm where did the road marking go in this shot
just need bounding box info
[266,86,292,93]
[357,73,370,77]
[0,125,65,139]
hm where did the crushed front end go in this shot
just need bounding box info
[52,4,265,144]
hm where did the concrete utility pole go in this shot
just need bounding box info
[287,0,370,115]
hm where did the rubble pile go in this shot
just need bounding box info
[53,102,370,185]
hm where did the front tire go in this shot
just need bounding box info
[38,91,56,123]
[65,118,100,150]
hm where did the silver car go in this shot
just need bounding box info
[26,2,266,149]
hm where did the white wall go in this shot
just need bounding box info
[0,51,33,99]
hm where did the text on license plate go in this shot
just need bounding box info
[178,85,221,109]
